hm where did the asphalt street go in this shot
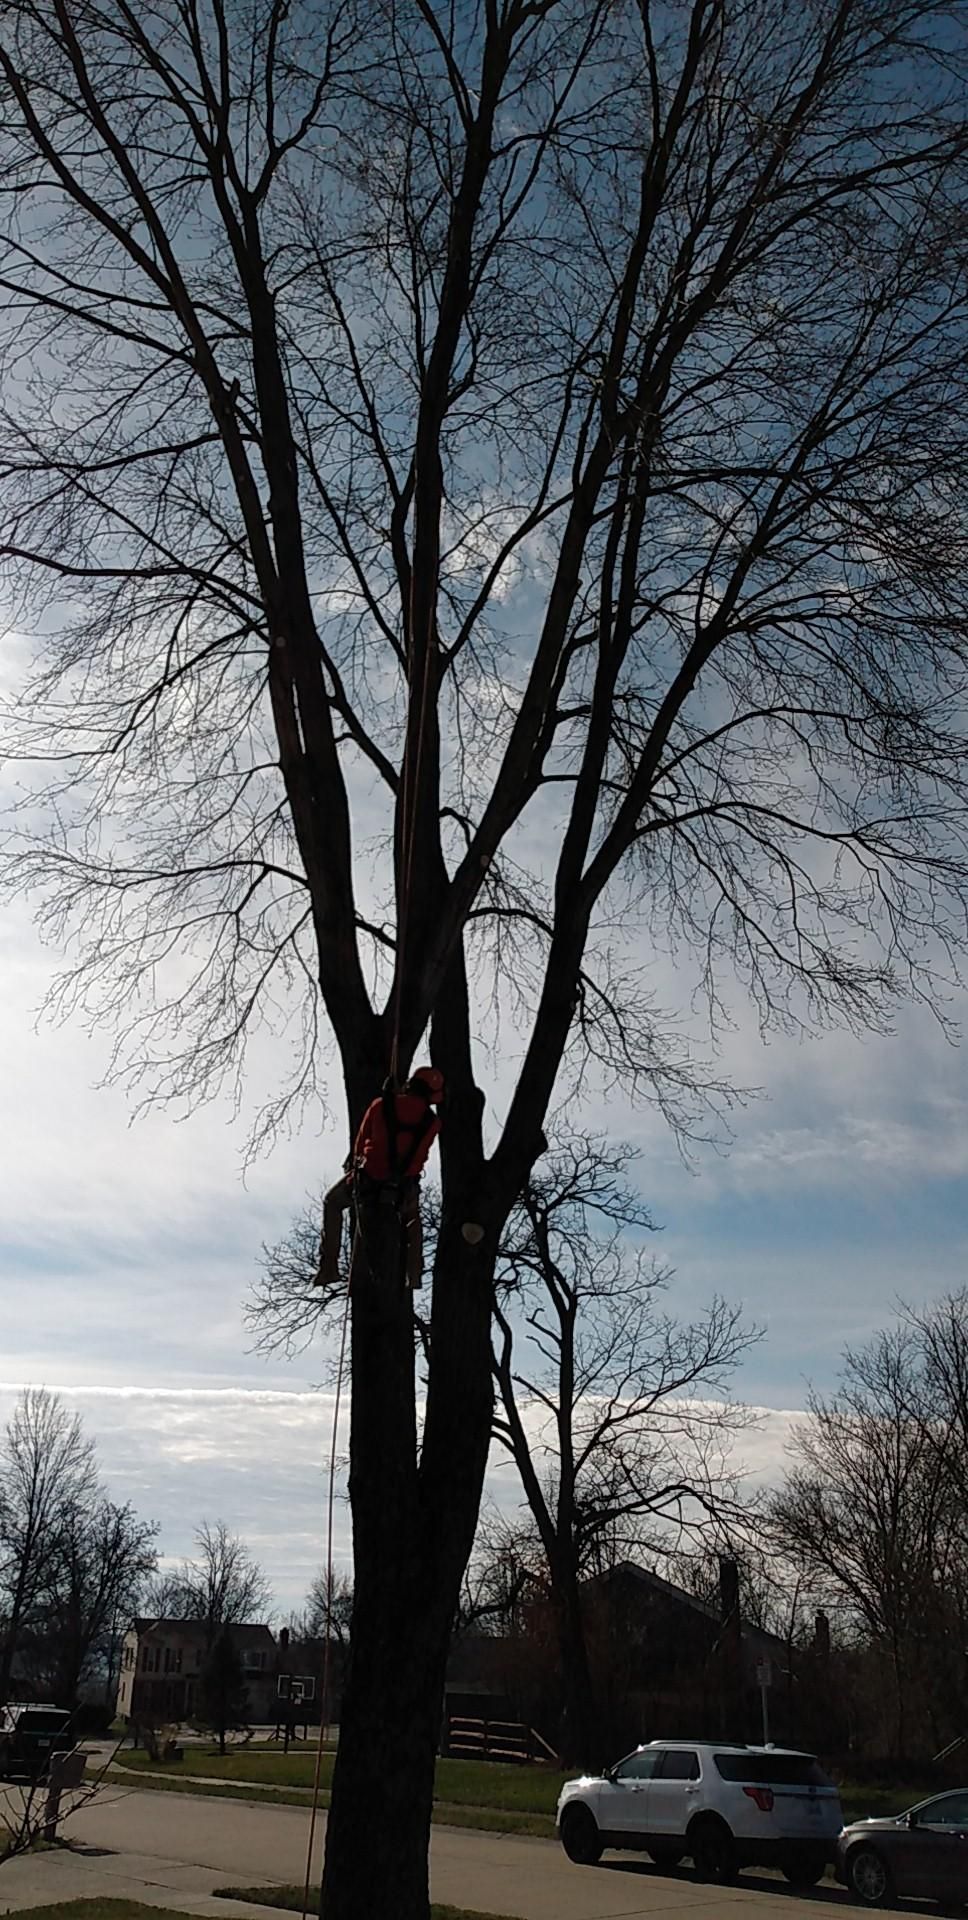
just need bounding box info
[48,1783,866,1920]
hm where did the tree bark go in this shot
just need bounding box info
[321,1114,496,1920]
[555,1575,600,1770]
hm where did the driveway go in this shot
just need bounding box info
[31,1783,866,1920]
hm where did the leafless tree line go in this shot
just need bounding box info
[0,1389,156,1712]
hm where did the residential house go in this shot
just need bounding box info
[116,1619,277,1724]
[442,1558,811,1760]
[116,1620,345,1728]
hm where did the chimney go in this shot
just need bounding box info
[813,1611,830,1661]
[717,1558,744,1739]
[718,1557,740,1624]
[279,1627,290,1651]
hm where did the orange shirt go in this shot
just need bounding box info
[353,1092,440,1182]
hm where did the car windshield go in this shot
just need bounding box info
[714,1753,831,1787]
[17,1711,70,1732]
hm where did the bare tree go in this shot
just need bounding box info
[3,2,968,1912]
[24,1498,157,1710]
[457,1508,540,1639]
[491,1136,757,1762]
[770,1328,957,1757]
[304,1569,354,1650]
[905,1289,968,1520]
[167,1522,273,1640]
[255,1138,757,1765]
[0,1389,99,1700]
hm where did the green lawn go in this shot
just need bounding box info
[838,1780,936,1823]
[113,1749,568,1817]
[105,1765,556,1837]
[217,1887,518,1919]
[112,1747,944,1831]
[0,1907,171,1920]
[0,1903,518,1920]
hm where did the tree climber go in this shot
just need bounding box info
[315,1067,444,1291]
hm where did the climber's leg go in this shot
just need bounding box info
[316,1177,350,1288]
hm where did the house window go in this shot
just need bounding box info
[140,1645,150,1671]
[175,1649,183,1673]
[243,1650,265,1670]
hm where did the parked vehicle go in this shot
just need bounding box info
[838,1789,968,1907]
[0,1702,73,1781]
[556,1739,843,1884]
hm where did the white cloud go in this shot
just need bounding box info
[0,1381,804,1615]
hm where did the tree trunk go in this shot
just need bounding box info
[0,1554,32,1702]
[554,1575,599,1769]
[891,1637,907,1760]
[321,1605,448,1920]
[321,1166,495,1920]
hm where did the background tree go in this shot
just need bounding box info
[0,1388,155,1711]
[25,1497,158,1712]
[159,1521,272,1642]
[0,1390,98,1699]
[770,1327,960,1757]
[199,1623,249,1756]
[304,1570,354,1650]
[457,1509,539,1639]
[4,3,968,1913]
[905,1289,968,1542]
[491,1136,757,1763]
[255,1136,757,1764]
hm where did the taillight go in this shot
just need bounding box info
[743,1786,775,1813]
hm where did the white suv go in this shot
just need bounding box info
[556,1740,843,1885]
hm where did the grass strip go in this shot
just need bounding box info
[109,1752,934,1835]
[1,1904,215,1920]
[215,1888,518,1920]
[112,1751,565,1815]
[104,1767,555,1838]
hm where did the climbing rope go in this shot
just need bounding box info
[301,1261,352,1920]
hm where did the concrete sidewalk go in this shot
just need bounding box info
[0,1839,284,1917]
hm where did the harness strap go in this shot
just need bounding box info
[381,1086,435,1186]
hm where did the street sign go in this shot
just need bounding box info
[755,1656,773,1689]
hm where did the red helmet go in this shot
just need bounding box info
[407,1066,444,1103]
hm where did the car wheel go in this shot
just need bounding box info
[783,1849,827,1888]
[689,1817,738,1884]
[648,1846,685,1870]
[560,1805,603,1866]
[846,1845,896,1908]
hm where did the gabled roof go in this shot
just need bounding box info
[585,1561,789,1660]
[130,1617,276,1648]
